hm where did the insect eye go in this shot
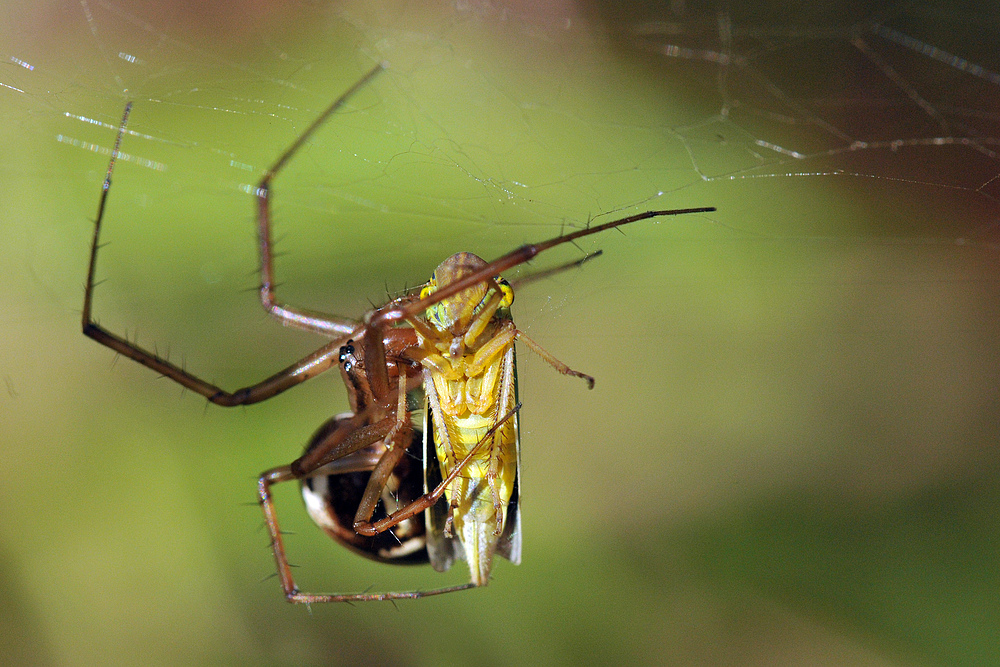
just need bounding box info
[498,278,514,308]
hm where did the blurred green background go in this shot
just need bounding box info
[3,1,999,665]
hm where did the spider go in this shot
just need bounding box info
[82,62,716,602]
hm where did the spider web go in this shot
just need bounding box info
[5,2,996,288]
[2,1,999,664]
[5,2,996,311]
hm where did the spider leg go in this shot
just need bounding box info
[84,314,343,406]
[506,249,602,291]
[81,107,346,405]
[289,329,421,478]
[368,206,716,332]
[83,65,389,406]
[353,403,520,537]
[258,464,474,603]
[254,63,385,337]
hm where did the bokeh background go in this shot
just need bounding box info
[3,1,999,665]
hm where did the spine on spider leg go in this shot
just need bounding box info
[82,102,134,330]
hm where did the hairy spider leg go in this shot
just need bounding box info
[82,63,391,406]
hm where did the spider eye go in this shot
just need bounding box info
[338,341,355,364]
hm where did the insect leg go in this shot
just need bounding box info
[419,370,462,537]
[515,330,595,389]
[461,323,591,392]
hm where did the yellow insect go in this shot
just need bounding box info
[83,62,715,601]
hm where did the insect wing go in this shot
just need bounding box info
[495,345,521,564]
[423,403,461,572]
